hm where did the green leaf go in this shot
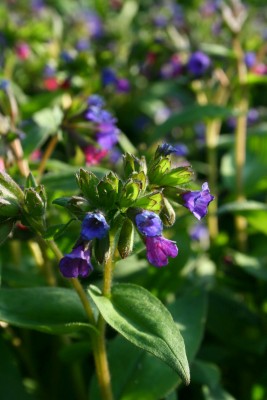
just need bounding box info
[230,251,267,281]
[32,106,63,134]
[168,289,208,362]
[191,360,220,388]
[218,201,267,214]
[88,283,190,385]
[135,191,163,212]
[154,105,237,139]
[0,335,33,400]
[89,335,179,400]
[0,287,95,335]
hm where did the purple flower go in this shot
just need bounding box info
[76,39,90,51]
[87,94,105,108]
[182,182,214,220]
[85,107,116,124]
[187,51,211,77]
[247,108,259,126]
[145,236,178,267]
[116,78,130,93]
[96,124,119,150]
[81,212,110,241]
[59,245,93,278]
[135,211,163,237]
[244,52,256,69]
[190,223,209,241]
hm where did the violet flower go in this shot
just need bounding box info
[182,182,214,220]
[96,124,119,150]
[187,51,211,77]
[135,211,163,237]
[81,212,110,241]
[59,245,93,278]
[145,236,178,267]
[244,52,256,69]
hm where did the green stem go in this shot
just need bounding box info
[233,36,248,251]
[44,238,114,400]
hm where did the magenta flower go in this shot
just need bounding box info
[182,182,214,220]
[145,236,178,267]
[83,145,108,165]
[16,42,30,60]
[59,245,93,278]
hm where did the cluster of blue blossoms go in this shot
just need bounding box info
[59,181,214,278]
[83,95,120,164]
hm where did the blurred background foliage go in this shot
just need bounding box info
[0,1,267,400]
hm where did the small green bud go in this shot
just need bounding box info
[160,197,176,226]
[23,186,46,217]
[94,235,110,264]
[76,169,99,205]
[118,218,134,259]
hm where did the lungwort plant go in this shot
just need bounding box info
[0,144,213,400]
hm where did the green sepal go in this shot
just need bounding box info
[123,153,147,177]
[53,196,91,217]
[119,180,141,208]
[0,197,20,217]
[0,171,24,201]
[157,166,193,187]
[76,168,99,205]
[130,171,147,193]
[0,218,15,245]
[97,172,121,210]
[135,191,163,212]
[160,197,176,226]
[148,157,171,183]
[94,234,110,265]
[23,185,46,217]
[25,172,37,189]
[118,218,134,259]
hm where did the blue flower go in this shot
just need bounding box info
[87,94,105,108]
[59,245,93,278]
[135,211,163,237]
[182,182,214,220]
[145,236,178,267]
[244,52,256,69]
[101,68,117,87]
[0,79,9,91]
[157,143,188,157]
[81,212,110,241]
[187,51,211,77]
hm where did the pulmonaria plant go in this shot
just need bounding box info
[53,144,214,276]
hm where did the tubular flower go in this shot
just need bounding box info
[182,182,214,220]
[145,236,178,267]
[135,211,163,237]
[81,212,110,241]
[59,245,93,278]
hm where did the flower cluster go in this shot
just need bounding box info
[83,95,120,165]
[59,212,110,278]
[57,144,214,277]
[135,211,178,267]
